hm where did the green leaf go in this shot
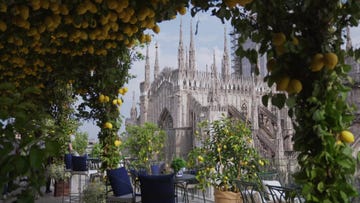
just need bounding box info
[337,159,352,169]
[0,82,15,90]
[312,109,325,121]
[22,87,41,95]
[45,140,61,155]
[30,148,43,169]
[14,156,28,174]
[271,94,286,109]
[340,191,348,202]
[286,96,296,108]
[317,182,324,192]
[262,95,269,106]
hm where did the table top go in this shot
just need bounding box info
[175,174,197,184]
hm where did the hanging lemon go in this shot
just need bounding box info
[340,130,354,143]
[324,52,338,70]
[114,140,122,147]
[310,53,324,72]
[276,75,290,91]
[272,32,286,46]
[104,122,113,129]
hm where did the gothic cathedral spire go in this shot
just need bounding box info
[130,91,137,120]
[346,26,352,51]
[221,27,230,81]
[189,20,196,71]
[178,18,185,71]
[154,42,159,80]
[144,45,150,90]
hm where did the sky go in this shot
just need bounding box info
[80,9,360,142]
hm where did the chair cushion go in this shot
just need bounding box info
[138,173,175,203]
[72,155,87,171]
[107,167,134,197]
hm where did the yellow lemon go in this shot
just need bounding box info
[152,24,160,34]
[272,32,286,46]
[177,6,187,15]
[104,96,110,102]
[118,88,124,95]
[266,58,276,72]
[0,20,7,32]
[238,0,253,7]
[335,140,343,145]
[223,0,237,8]
[104,122,113,129]
[286,79,302,94]
[112,99,118,105]
[310,53,324,72]
[117,99,123,105]
[340,130,354,143]
[292,36,299,46]
[258,160,264,166]
[197,155,204,162]
[276,76,290,91]
[122,87,128,95]
[114,140,121,147]
[323,52,338,70]
[275,45,286,56]
[99,94,105,103]
[0,3,7,12]
[19,5,29,20]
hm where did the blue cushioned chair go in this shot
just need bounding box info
[106,167,141,203]
[138,173,176,203]
[72,155,88,171]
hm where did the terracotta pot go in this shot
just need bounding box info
[54,179,70,196]
[214,188,242,203]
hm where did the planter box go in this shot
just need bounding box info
[54,180,70,196]
[214,188,242,203]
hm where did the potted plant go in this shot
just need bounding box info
[171,157,187,177]
[83,180,106,203]
[122,122,166,174]
[71,131,89,171]
[188,115,267,203]
[48,162,71,196]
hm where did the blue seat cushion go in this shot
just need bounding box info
[71,155,87,171]
[107,167,133,197]
[138,173,175,203]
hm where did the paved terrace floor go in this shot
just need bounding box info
[32,173,213,203]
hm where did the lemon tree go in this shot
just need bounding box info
[122,122,166,172]
[188,116,266,192]
[0,0,188,201]
[190,0,360,202]
[1,0,360,202]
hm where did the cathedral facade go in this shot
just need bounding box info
[126,21,299,176]
[126,22,360,182]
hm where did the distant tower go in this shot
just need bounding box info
[139,46,150,123]
[130,91,137,121]
[178,19,185,72]
[144,46,151,90]
[221,27,230,81]
[154,42,160,80]
[346,26,352,51]
[208,50,218,103]
[189,20,196,71]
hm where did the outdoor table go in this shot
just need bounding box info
[175,174,197,203]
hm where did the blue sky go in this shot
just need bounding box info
[80,10,360,142]
[81,11,232,141]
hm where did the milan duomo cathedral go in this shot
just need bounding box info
[126,21,360,178]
